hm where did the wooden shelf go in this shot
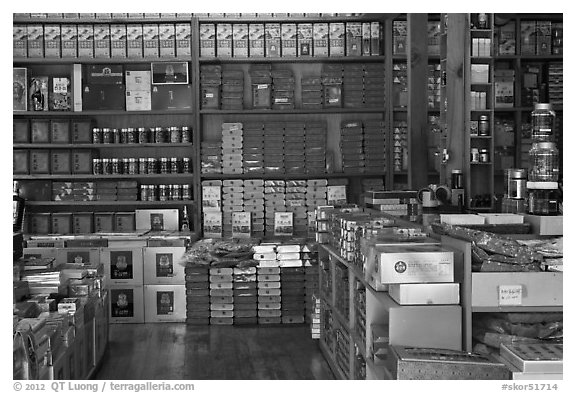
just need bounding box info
[392,107,407,112]
[25,200,195,206]
[199,108,385,115]
[197,15,389,24]
[472,306,563,313]
[13,17,191,24]
[470,136,492,139]
[200,172,386,180]
[199,56,387,64]
[470,162,493,165]
[14,57,192,65]
[14,174,194,180]
[318,341,347,381]
[14,110,193,117]
[13,143,193,149]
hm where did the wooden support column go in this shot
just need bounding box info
[407,14,429,190]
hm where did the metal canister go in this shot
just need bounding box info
[102,158,112,175]
[92,158,103,175]
[505,168,527,199]
[112,158,121,174]
[181,126,191,143]
[92,128,102,144]
[113,128,121,144]
[149,185,158,201]
[121,128,129,144]
[479,149,490,163]
[160,158,169,173]
[127,128,138,144]
[170,127,182,143]
[148,158,157,174]
[102,128,113,144]
[138,158,148,174]
[182,184,191,200]
[471,148,480,163]
[127,158,138,174]
[170,157,179,173]
[140,185,149,201]
[172,185,182,200]
[182,157,191,173]
[478,115,490,136]
[159,185,167,201]
[138,128,148,144]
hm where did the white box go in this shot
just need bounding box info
[144,284,186,322]
[126,90,151,111]
[440,214,486,225]
[388,283,460,305]
[143,247,186,285]
[56,248,101,267]
[478,213,524,225]
[522,214,563,236]
[374,244,454,284]
[109,285,144,323]
[135,209,179,231]
[125,70,151,91]
[110,24,127,58]
[102,248,144,286]
[471,64,490,84]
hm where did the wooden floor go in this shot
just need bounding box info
[94,324,335,380]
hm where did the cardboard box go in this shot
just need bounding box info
[50,119,70,143]
[175,23,192,57]
[388,283,460,305]
[159,24,176,58]
[216,23,232,57]
[522,214,562,236]
[144,284,186,322]
[232,24,248,58]
[27,25,44,57]
[136,209,179,231]
[13,25,27,58]
[151,85,192,110]
[29,150,50,174]
[94,24,111,58]
[249,23,265,57]
[115,213,135,233]
[110,24,127,58]
[371,21,382,55]
[77,25,94,58]
[313,23,329,57]
[83,85,126,110]
[126,90,151,111]
[281,23,297,57]
[126,25,143,58]
[265,23,281,57]
[44,24,61,58]
[13,150,29,174]
[109,286,144,323]
[346,22,362,56]
[143,24,159,58]
[199,24,216,57]
[102,248,144,286]
[56,247,100,266]
[50,150,71,174]
[143,247,186,285]
[72,150,93,174]
[49,77,71,111]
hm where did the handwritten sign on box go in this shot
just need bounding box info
[498,284,523,306]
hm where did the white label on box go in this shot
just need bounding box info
[125,70,151,91]
[126,90,152,111]
[274,212,293,236]
[498,285,523,306]
[202,186,222,211]
[203,211,222,238]
[327,185,347,205]
[232,212,251,238]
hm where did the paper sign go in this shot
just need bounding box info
[202,186,221,211]
[203,211,222,238]
[327,185,347,205]
[232,212,251,238]
[498,285,523,306]
[274,212,294,236]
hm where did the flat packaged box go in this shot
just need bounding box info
[44,24,61,58]
[373,244,454,284]
[471,64,490,84]
[94,213,114,232]
[522,214,562,236]
[94,24,111,58]
[536,21,552,56]
[83,84,126,110]
[500,343,562,374]
[56,247,99,266]
[346,22,362,56]
[136,209,179,231]
[143,24,160,58]
[159,24,176,58]
[249,24,265,57]
[265,23,281,57]
[50,150,71,174]
[27,25,44,57]
[216,24,233,57]
[143,247,186,285]
[313,23,329,57]
[329,22,345,56]
[29,150,50,174]
[49,77,71,111]
[127,25,144,58]
[31,119,50,143]
[232,212,251,238]
[388,283,460,305]
[13,150,29,174]
[144,284,186,323]
[110,24,127,58]
[72,150,93,174]
[114,212,136,233]
[102,248,144,286]
[520,21,537,55]
[371,22,382,55]
[232,24,249,58]
[281,23,297,57]
[199,24,216,57]
[126,90,152,111]
[13,25,27,58]
[175,23,192,57]
[151,85,192,110]
[59,25,78,59]
[125,70,151,91]
[297,23,313,56]
[498,21,516,55]
[77,25,94,58]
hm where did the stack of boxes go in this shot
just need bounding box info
[342,64,364,108]
[322,64,343,108]
[221,68,244,110]
[284,122,306,174]
[363,120,387,173]
[363,63,386,108]
[257,264,282,324]
[200,64,222,109]
[392,120,408,173]
[310,293,321,339]
[221,122,243,175]
[116,180,138,202]
[281,265,306,324]
[125,68,151,111]
[209,267,234,325]
[263,122,285,174]
[233,266,258,324]
[271,68,296,110]
[363,190,420,217]
[305,122,327,175]
[243,179,265,237]
[341,120,364,174]
[185,265,210,325]
[548,62,562,105]
[95,181,117,202]
[428,63,441,110]
[264,180,286,235]
[285,180,308,235]
[393,62,408,108]
[301,76,323,109]
[250,64,272,109]
[221,179,244,238]
[242,122,265,175]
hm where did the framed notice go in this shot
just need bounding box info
[274,212,294,236]
[151,61,189,85]
[13,68,27,111]
[232,212,251,238]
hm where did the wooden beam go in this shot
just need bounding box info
[407,14,429,190]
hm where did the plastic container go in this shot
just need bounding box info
[531,103,556,142]
[529,142,559,182]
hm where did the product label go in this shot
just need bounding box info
[156,253,174,277]
[232,212,251,238]
[175,23,191,57]
[157,291,174,315]
[498,285,523,306]
[110,251,134,280]
[77,25,94,58]
[111,289,134,318]
[202,186,222,210]
[199,23,216,57]
[203,211,223,238]
[67,251,90,264]
[327,185,347,205]
[274,212,294,236]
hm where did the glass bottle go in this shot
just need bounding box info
[13,181,25,232]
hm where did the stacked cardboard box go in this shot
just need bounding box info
[250,64,272,109]
[322,64,343,108]
[257,263,282,324]
[125,68,151,111]
[233,266,258,324]
[428,63,441,110]
[222,179,243,237]
[272,68,296,110]
[364,63,386,108]
[343,64,364,108]
[285,180,308,235]
[221,122,243,175]
[116,180,138,201]
[95,181,117,202]
[281,264,306,324]
[221,68,244,110]
[185,265,210,325]
[284,122,306,174]
[263,122,285,174]
[301,76,323,109]
[305,122,327,174]
[548,62,563,105]
[200,65,221,109]
[341,120,365,173]
[243,179,265,237]
[201,180,223,238]
[264,180,286,236]
[364,190,420,217]
[209,267,234,325]
[392,120,408,172]
[242,122,265,174]
[363,120,387,172]
[310,293,321,339]
[393,62,408,108]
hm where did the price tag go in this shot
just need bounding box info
[498,285,523,306]
[52,77,69,94]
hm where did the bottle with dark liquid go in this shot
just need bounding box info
[13,181,25,232]
[181,205,190,232]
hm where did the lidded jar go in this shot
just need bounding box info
[531,103,556,142]
[528,142,559,182]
